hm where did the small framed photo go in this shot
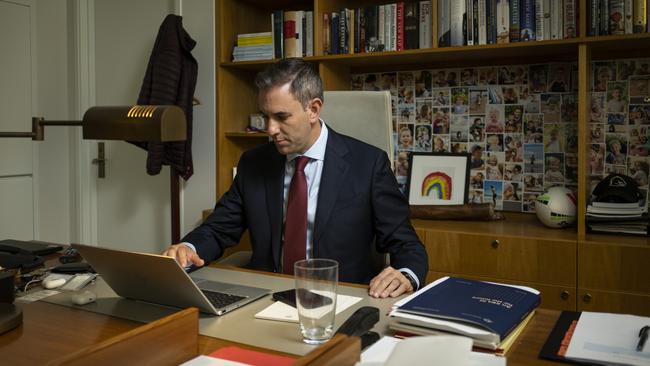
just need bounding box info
[406,152,471,205]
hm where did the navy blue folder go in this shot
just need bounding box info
[398,277,540,341]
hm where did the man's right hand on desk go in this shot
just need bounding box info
[162,244,205,268]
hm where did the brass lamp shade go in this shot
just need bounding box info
[82,105,186,142]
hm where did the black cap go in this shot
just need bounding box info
[592,174,641,203]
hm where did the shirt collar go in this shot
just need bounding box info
[288,120,328,163]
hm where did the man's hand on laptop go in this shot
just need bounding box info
[162,244,205,268]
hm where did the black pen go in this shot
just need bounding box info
[638,325,649,352]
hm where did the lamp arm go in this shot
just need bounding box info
[0,117,82,140]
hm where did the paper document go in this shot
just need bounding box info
[181,355,247,366]
[357,336,506,366]
[254,294,362,323]
[565,311,650,366]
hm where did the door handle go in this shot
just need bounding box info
[91,142,106,178]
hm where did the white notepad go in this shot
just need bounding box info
[254,294,362,323]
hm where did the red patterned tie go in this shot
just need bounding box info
[283,156,310,275]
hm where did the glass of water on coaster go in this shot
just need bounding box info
[294,259,338,345]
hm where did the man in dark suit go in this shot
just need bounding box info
[163,59,427,298]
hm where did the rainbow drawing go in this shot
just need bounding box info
[421,171,452,199]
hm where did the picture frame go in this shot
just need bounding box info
[406,152,471,205]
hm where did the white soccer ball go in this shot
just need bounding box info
[535,187,577,228]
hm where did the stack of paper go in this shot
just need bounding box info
[587,200,649,235]
[389,277,540,353]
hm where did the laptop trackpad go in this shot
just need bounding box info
[193,278,239,293]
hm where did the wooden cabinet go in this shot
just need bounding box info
[577,235,650,316]
[415,215,577,311]
[214,0,650,314]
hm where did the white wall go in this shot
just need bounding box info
[179,0,216,235]
[35,0,72,243]
[27,0,215,250]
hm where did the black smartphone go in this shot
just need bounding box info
[272,289,333,309]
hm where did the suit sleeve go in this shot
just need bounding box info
[370,152,428,285]
[181,155,249,263]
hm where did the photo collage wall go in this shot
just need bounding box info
[589,58,650,207]
[351,62,579,213]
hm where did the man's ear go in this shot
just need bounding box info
[307,98,323,123]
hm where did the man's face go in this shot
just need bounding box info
[259,83,321,155]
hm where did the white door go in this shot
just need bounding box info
[0,0,37,240]
[89,0,177,253]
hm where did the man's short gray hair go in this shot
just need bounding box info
[254,58,324,107]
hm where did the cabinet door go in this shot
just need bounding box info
[427,271,576,311]
[577,289,650,316]
[423,231,576,286]
[579,241,650,294]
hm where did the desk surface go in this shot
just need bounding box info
[0,266,563,365]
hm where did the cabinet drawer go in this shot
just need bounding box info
[577,288,650,316]
[579,241,650,294]
[423,231,576,286]
[426,271,576,311]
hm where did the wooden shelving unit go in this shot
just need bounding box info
[215,0,650,315]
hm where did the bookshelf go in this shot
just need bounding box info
[215,0,650,315]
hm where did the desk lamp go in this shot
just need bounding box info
[0,105,186,334]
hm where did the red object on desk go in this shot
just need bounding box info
[209,346,295,366]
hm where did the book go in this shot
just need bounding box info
[397,2,405,50]
[283,11,299,58]
[550,0,562,40]
[626,0,634,33]
[305,11,314,56]
[608,0,625,35]
[404,0,420,49]
[450,0,466,46]
[589,0,600,35]
[487,0,497,44]
[591,200,643,209]
[438,0,451,46]
[520,0,537,40]
[389,277,540,350]
[563,0,577,38]
[393,310,535,356]
[467,0,475,45]
[586,205,646,215]
[272,10,283,59]
[634,0,647,32]
[478,0,488,44]
[496,0,510,43]
[419,1,432,48]
[510,0,521,42]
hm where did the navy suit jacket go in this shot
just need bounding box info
[183,128,428,285]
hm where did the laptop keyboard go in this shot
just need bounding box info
[201,290,246,309]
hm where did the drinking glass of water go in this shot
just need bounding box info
[294,259,338,345]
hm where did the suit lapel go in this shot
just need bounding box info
[265,148,286,270]
[314,130,350,248]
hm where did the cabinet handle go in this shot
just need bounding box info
[491,240,499,249]
[582,293,592,303]
[560,290,570,300]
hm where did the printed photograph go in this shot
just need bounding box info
[469,89,488,114]
[432,88,451,106]
[414,70,432,98]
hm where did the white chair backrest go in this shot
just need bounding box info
[320,91,394,167]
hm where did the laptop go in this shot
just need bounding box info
[71,243,270,315]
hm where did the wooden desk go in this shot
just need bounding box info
[0,268,563,365]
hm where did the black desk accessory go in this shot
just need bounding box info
[335,306,380,337]
[0,271,22,335]
[0,244,44,271]
[51,262,95,274]
[0,239,63,256]
[58,247,82,264]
